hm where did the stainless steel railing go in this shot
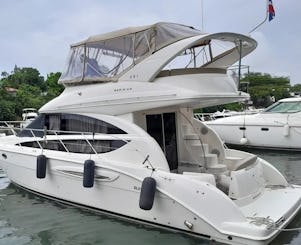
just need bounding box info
[0,122,131,155]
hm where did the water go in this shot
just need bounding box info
[0,149,301,245]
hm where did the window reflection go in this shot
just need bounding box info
[18,113,126,137]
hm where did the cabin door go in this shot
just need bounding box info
[146,113,178,170]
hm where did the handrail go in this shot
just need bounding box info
[194,110,258,121]
[29,129,43,150]
[0,121,18,136]
[53,130,70,153]
[82,132,97,155]
[0,122,156,168]
[0,122,136,157]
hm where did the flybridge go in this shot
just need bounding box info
[59,22,256,86]
[59,22,202,85]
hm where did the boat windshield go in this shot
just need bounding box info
[59,23,202,85]
[23,108,37,113]
[264,101,301,113]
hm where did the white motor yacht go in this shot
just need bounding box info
[20,108,38,128]
[206,97,301,150]
[0,23,301,245]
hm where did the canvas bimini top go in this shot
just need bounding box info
[59,22,256,86]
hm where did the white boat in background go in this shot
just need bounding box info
[20,108,38,128]
[0,22,301,245]
[206,97,301,150]
[194,109,240,121]
[195,107,262,122]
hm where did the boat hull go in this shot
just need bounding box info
[0,149,226,242]
[206,113,301,150]
[1,147,301,245]
[208,124,301,150]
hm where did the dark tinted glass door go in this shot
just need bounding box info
[146,114,164,150]
[146,113,178,170]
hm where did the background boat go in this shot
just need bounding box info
[205,97,301,150]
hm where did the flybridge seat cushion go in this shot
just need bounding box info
[183,172,216,186]
[59,22,203,85]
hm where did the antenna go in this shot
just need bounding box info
[249,0,271,34]
[201,0,204,31]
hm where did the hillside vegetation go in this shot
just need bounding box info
[0,66,63,120]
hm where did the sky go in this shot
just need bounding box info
[0,0,300,84]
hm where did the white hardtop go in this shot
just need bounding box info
[22,108,37,113]
[278,97,301,102]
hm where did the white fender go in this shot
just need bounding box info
[283,124,290,137]
[240,137,248,145]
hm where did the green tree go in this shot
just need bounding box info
[0,66,65,120]
[0,100,15,121]
[45,72,64,98]
[291,84,301,92]
[4,67,46,91]
[199,72,292,113]
[12,84,44,118]
[1,71,9,78]
[241,72,290,108]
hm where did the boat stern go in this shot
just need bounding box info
[219,185,301,244]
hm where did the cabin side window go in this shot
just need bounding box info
[18,113,126,137]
